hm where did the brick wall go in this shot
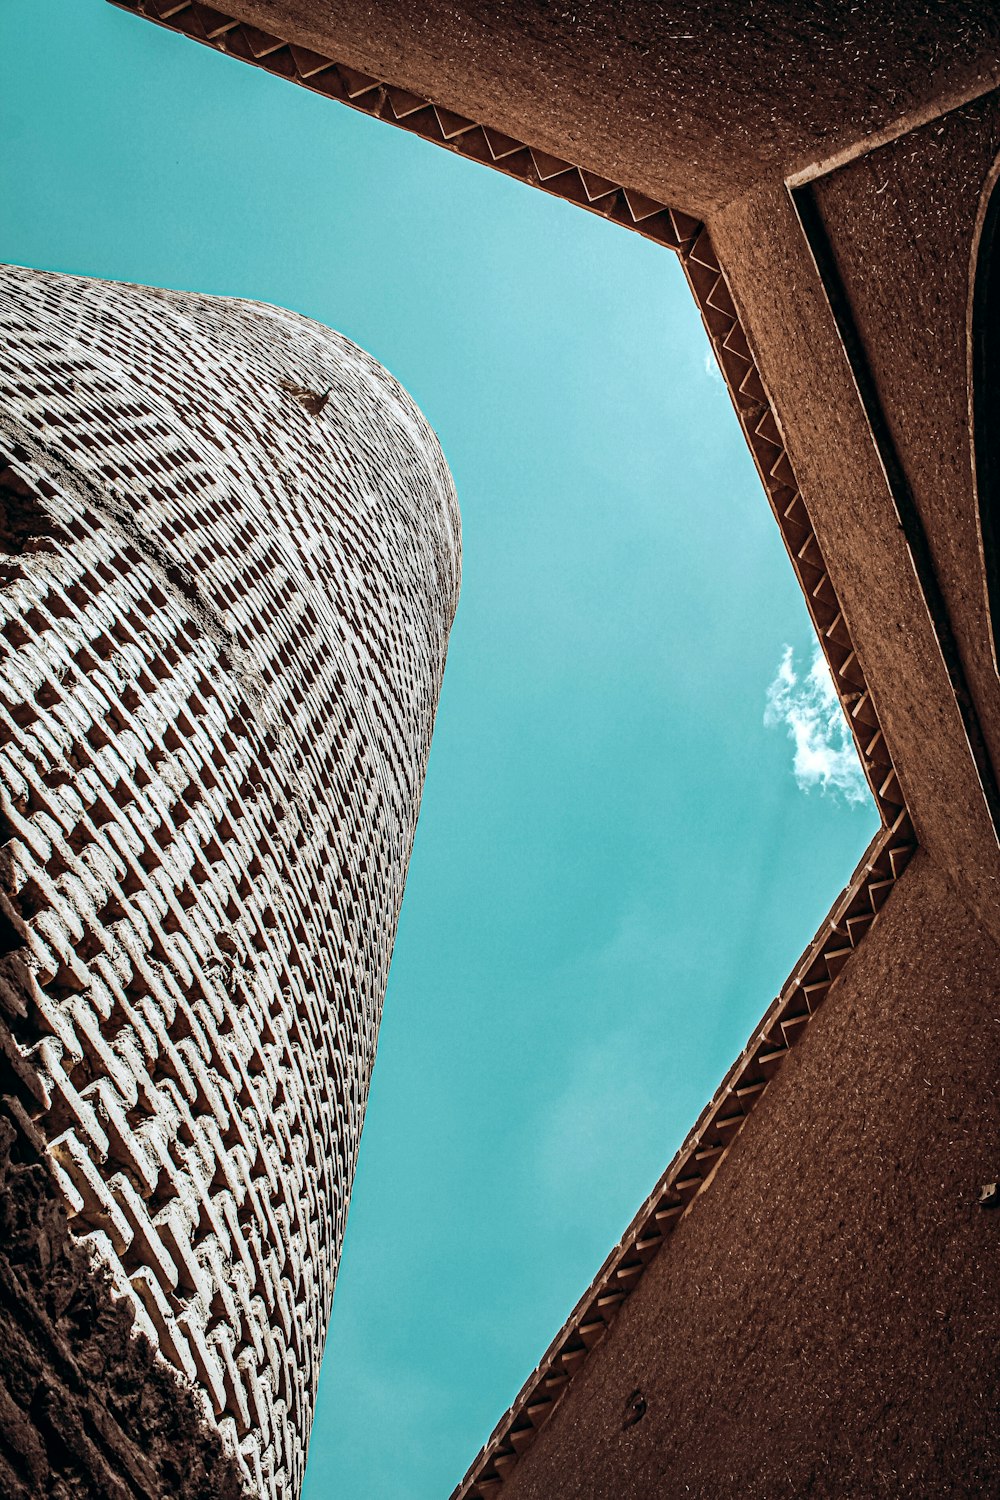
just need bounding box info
[0,264,460,1496]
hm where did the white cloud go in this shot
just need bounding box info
[764,643,868,804]
[703,347,723,381]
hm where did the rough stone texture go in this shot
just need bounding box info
[493,851,1000,1498]
[811,92,1000,836]
[0,264,460,1497]
[0,1059,247,1499]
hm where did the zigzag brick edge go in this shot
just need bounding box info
[109,0,902,824]
[452,810,916,1497]
[677,233,903,823]
[108,0,697,249]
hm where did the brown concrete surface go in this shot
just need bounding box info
[813,93,1000,823]
[498,850,1000,1498]
[188,1,1000,216]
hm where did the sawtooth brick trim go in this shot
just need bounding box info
[677,230,904,822]
[0,264,460,1498]
[109,1,699,253]
[109,0,903,823]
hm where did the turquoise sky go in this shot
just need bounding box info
[0,5,878,1496]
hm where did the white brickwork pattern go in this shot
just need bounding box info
[0,264,460,1497]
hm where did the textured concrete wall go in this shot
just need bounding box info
[699,103,1000,962]
[0,264,460,1496]
[811,94,1000,853]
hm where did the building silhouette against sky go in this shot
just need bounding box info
[2,0,1000,1496]
[0,263,459,1497]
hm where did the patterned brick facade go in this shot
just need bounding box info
[0,264,460,1496]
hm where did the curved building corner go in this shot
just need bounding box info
[0,263,460,1498]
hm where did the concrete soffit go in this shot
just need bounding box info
[101,2,999,1492]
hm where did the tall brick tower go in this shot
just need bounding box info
[0,264,460,1498]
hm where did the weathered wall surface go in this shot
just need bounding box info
[812,94,1000,846]
[0,265,460,1497]
[0,1058,246,1500]
[495,850,1000,1498]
